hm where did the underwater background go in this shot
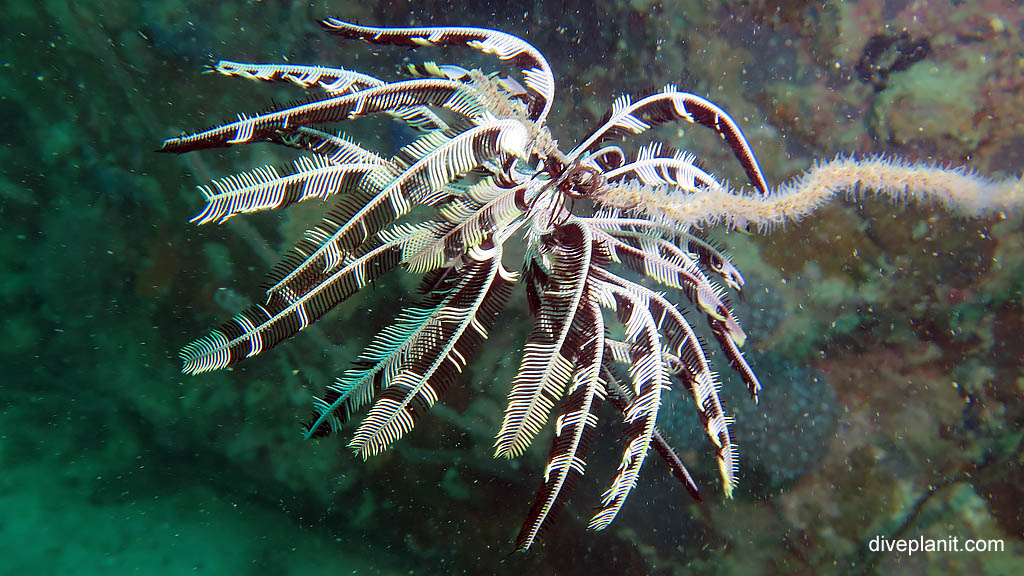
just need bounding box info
[2,0,1022,574]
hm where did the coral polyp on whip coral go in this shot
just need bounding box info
[158,19,1022,551]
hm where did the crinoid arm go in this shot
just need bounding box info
[495,220,596,459]
[319,19,555,123]
[514,295,605,551]
[601,365,702,503]
[349,243,516,458]
[212,59,386,94]
[569,86,770,194]
[158,78,489,153]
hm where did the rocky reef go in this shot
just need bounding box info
[2,1,1020,574]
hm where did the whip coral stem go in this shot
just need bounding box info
[597,155,1024,231]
